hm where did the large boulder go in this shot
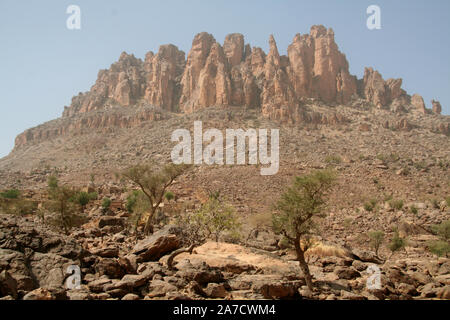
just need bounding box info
[0,249,34,291]
[0,214,87,296]
[29,252,75,289]
[94,258,126,279]
[132,225,181,262]
[97,216,125,229]
[0,214,86,260]
[175,260,224,285]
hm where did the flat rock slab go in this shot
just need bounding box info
[132,226,181,262]
[175,242,302,275]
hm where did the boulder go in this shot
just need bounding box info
[146,280,177,298]
[0,270,18,299]
[121,293,140,300]
[204,283,229,299]
[175,261,224,285]
[132,225,181,262]
[23,288,56,300]
[97,216,125,229]
[94,258,126,279]
[334,266,361,280]
[90,246,119,258]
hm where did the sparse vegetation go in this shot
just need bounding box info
[126,191,150,235]
[364,199,377,212]
[389,199,404,211]
[125,190,140,213]
[377,153,400,164]
[101,197,112,213]
[164,191,175,202]
[427,240,450,257]
[122,163,190,235]
[44,178,88,234]
[272,169,337,291]
[75,192,90,210]
[88,192,98,200]
[438,160,449,170]
[0,198,37,216]
[430,199,440,209]
[47,175,58,190]
[388,229,407,256]
[168,193,240,269]
[399,166,410,176]
[431,220,450,241]
[368,230,384,257]
[413,160,427,171]
[325,155,342,165]
[0,189,20,199]
[196,193,241,243]
[343,218,353,229]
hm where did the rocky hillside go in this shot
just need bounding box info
[1,210,449,300]
[0,26,449,301]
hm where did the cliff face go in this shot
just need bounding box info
[179,25,358,119]
[15,106,165,149]
[61,25,398,119]
[14,25,447,149]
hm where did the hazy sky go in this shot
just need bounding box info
[1,0,449,158]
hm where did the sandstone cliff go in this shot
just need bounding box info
[14,25,447,149]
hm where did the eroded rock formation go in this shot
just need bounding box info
[432,100,442,115]
[361,68,409,109]
[411,94,427,114]
[13,25,447,149]
[60,26,430,120]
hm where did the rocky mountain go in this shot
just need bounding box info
[1,25,449,301]
[12,25,448,150]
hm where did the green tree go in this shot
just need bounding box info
[122,163,190,235]
[199,194,241,243]
[125,190,140,213]
[168,210,210,270]
[368,230,384,257]
[167,194,240,270]
[126,191,150,235]
[272,169,337,291]
[46,182,86,235]
[388,229,407,258]
[101,197,112,213]
[75,192,90,211]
